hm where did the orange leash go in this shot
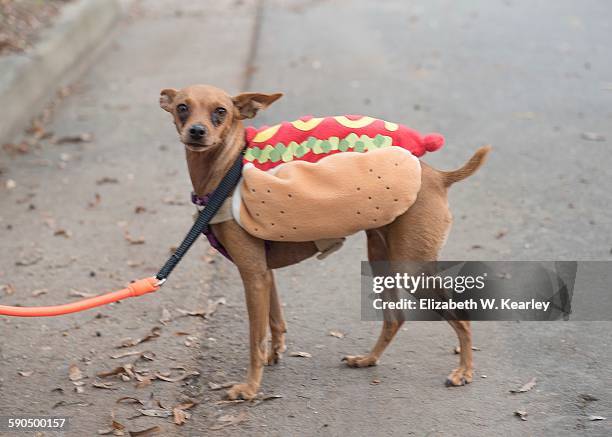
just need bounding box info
[0,277,159,317]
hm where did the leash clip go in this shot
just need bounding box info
[156,278,167,287]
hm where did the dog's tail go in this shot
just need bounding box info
[441,145,491,186]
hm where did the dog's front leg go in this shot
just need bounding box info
[211,221,272,400]
[227,268,272,400]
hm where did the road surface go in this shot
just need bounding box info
[0,0,610,435]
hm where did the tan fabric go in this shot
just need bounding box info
[233,147,422,242]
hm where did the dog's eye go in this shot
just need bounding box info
[212,107,227,126]
[176,104,189,114]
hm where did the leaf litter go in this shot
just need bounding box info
[210,411,249,430]
[289,351,312,358]
[510,377,537,393]
[117,327,161,348]
[69,364,85,381]
[175,297,226,319]
[514,410,528,421]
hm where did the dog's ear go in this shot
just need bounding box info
[159,88,177,112]
[232,92,283,120]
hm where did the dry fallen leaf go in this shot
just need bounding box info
[173,408,189,426]
[96,177,119,185]
[184,336,199,347]
[514,410,528,421]
[53,133,93,144]
[135,377,153,389]
[137,408,172,418]
[69,290,96,298]
[97,363,136,380]
[117,327,161,348]
[16,250,43,266]
[88,193,102,209]
[1,283,15,295]
[116,397,144,406]
[162,196,187,206]
[453,346,482,354]
[32,288,48,297]
[510,377,537,393]
[160,308,172,325]
[173,402,196,425]
[154,368,199,383]
[18,370,33,377]
[110,350,144,360]
[129,426,161,436]
[289,351,312,358]
[98,412,126,436]
[176,297,226,319]
[117,393,161,409]
[69,364,85,381]
[93,380,117,390]
[124,231,145,245]
[141,351,156,361]
[126,259,143,268]
[208,381,237,391]
[54,228,72,238]
[495,229,508,239]
[579,393,599,402]
[53,400,91,409]
[581,132,605,142]
[589,415,606,421]
[3,143,29,156]
[210,411,249,430]
[329,330,345,338]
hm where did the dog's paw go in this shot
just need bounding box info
[445,367,473,387]
[266,342,286,365]
[226,383,258,400]
[341,354,378,368]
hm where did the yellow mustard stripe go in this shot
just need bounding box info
[291,117,324,131]
[252,123,281,143]
[384,121,398,131]
[334,115,375,129]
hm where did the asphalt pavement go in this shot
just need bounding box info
[0,1,610,436]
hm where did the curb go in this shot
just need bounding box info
[0,0,121,143]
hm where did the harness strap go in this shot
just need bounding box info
[156,152,244,281]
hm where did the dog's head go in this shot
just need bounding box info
[159,84,282,152]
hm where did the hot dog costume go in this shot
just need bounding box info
[192,115,444,259]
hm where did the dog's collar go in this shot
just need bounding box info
[191,192,211,207]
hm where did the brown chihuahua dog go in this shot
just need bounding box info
[160,84,490,400]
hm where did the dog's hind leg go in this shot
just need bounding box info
[445,320,473,386]
[343,229,405,368]
[382,164,473,386]
[267,271,287,365]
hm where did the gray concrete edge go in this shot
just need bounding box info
[0,0,121,143]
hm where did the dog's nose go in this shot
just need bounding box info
[188,123,207,140]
